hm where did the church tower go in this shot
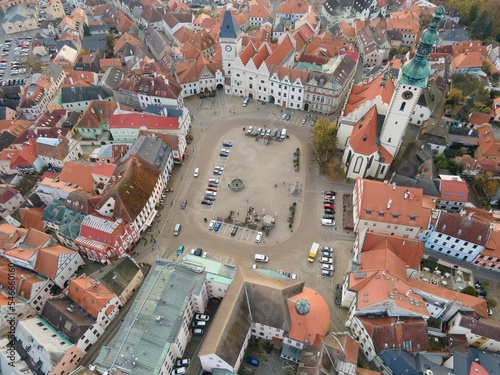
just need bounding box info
[379,4,444,158]
[219,10,242,78]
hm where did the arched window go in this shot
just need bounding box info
[399,102,406,111]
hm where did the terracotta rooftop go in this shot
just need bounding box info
[68,276,118,318]
[276,0,310,15]
[355,178,432,230]
[287,286,330,345]
[408,279,488,317]
[361,232,424,270]
[358,316,429,353]
[439,179,468,202]
[59,160,96,193]
[344,70,395,115]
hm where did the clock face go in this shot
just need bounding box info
[402,90,414,100]
[225,45,232,52]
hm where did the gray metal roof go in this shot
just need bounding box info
[94,259,205,374]
[61,86,113,104]
[121,135,172,173]
[220,10,241,40]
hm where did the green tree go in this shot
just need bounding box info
[471,11,488,38]
[311,118,338,173]
[106,32,115,52]
[446,88,464,106]
[22,55,43,73]
[467,3,479,26]
[435,153,448,170]
[461,285,479,297]
[80,49,90,56]
[83,23,91,37]
[483,60,492,75]
[483,19,494,40]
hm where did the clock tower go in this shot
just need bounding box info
[219,10,242,77]
[379,4,444,158]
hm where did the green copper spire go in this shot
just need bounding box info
[399,4,445,88]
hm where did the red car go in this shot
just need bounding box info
[206,186,218,192]
[324,203,335,210]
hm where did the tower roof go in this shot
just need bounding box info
[399,4,444,88]
[220,10,241,39]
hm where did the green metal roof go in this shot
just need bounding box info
[399,5,444,88]
[93,259,206,375]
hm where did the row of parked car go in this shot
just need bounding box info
[321,191,336,226]
[202,178,219,206]
[246,126,287,140]
[320,246,334,277]
[171,313,210,374]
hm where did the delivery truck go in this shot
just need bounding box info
[308,242,320,263]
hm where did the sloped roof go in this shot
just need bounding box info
[344,70,395,115]
[358,316,429,353]
[287,286,330,345]
[97,155,160,222]
[59,160,96,193]
[220,10,241,39]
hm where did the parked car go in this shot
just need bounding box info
[208,182,218,188]
[324,209,335,215]
[171,367,187,375]
[320,257,333,264]
[321,264,334,271]
[208,179,219,184]
[176,245,185,256]
[219,151,229,157]
[220,148,231,153]
[204,195,216,201]
[213,169,222,175]
[201,199,213,205]
[214,166,224,171]
[205,191,217,196]
[246,357,260,367]
[247,126,254,134]
[192,328,204,336]
[231,226,238,236]
[285,114,291,121]
[324,203,335,210]
[195,314,210,321]
[322,251,333,258]
[322,246,333,253]
[301,118,307,125]
[193,167,199,177]
[206,186,218,192]
[256,128,262,135]
[323,214,335,220]
[208,220,216,230]
[325,191,337,196]
[281,113,287,120]
[222,141,233,147]
[255,231,263,243]
[214,221,222,231]
[322,270,333,277]
[192,320,207,328]
[175,359,190,368]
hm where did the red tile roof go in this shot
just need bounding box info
[355,178,432,230]
[68,276,117,318]
[358,316,429,353]
[59,160,96,193]
[287,286,330,345]
[439,179,468,202]
[408,279,488,317]
[276,0,310,15]
[348,105,393,163]
[361,232,424,270]
[344,71,395,115]
[109,113,179,130]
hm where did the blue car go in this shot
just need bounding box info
[222,141,233,147]
[245,357,259,367]
[176,245,185,256]
[214,221,222,232]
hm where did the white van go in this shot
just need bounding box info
[255,254,269,263]
[321,219,335,226]
[173,223,181,236]
[242,97,249,107]
[280,128,287,139]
